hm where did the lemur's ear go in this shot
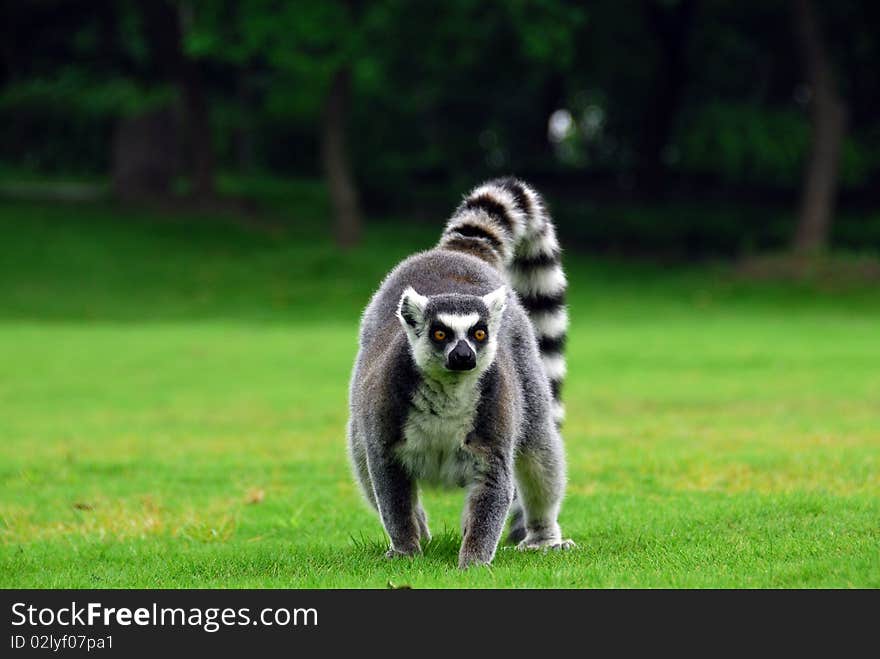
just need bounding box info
[482,286,508,323]
[397,286,429,331]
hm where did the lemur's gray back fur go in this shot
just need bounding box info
[348,178,573,569]
[440,177,568,422]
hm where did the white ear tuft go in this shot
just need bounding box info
[397,286,429,330]
[482,286,508,321]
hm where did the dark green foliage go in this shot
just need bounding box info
[1,1,880,250]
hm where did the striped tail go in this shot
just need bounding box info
[438,177,568,423]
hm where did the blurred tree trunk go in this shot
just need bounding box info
[137,1,216,201]
[111,108,180,201]
[174,3,216,200]
[108,2,181,202]
[235,67,257,173]
[178,56,215,200]
[322,66,363,248]
[636,0,696,197]
[791,0,846,253]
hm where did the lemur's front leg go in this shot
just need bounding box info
[458,449,514,569]
[366,444,422,558]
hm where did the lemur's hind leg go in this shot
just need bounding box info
[506,491,527,544]
[514,437,575,551]
[414,500,431,543]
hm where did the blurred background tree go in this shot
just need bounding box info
[1,0,878,258]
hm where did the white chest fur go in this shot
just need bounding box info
[397,375,480,488]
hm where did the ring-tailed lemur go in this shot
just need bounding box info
[347,177,573,569]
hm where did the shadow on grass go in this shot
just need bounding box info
[344,524,586,582]
[348,527,462,563]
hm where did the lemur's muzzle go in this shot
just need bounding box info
[447,340,476,371]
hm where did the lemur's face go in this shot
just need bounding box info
[397,287,507,377]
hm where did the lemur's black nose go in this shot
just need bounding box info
[447,340,476,371]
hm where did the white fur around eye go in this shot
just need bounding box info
[436,313,480,337]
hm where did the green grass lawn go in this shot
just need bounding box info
[1,193,878,588]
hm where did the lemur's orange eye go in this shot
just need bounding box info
[474,329,487,341]
[433,329,446,341]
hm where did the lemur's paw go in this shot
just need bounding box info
[517,537,577,552]
[457,552,493,570]
[384,545,420,560]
